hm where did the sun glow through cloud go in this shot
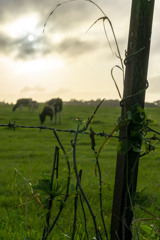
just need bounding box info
[27,34,35,42]
[4,14,40,39]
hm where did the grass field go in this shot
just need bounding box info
[0,102,160,239]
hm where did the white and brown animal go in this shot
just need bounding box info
[39,98,63,124]
[12,98,33,111]
[30,100,39,111]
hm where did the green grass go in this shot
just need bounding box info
[0,103,160,239]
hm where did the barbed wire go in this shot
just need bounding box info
[1,122,160,142]
[0,122,120,139]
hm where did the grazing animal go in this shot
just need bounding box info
[39,105,54,124]
[12,98,33,111]
[40,98,63,124]
[30,101,39,111]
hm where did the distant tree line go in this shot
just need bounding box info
[0,99,159,107]
[64,99,120,107]
[64,99,158,107]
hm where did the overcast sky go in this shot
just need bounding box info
[0,0,159,103]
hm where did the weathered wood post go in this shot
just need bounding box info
[110,1,155,239]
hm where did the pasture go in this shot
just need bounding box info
[0,102,160,239]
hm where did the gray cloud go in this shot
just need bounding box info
[52,37,101,57]
[15,36,46,60]
[0,0,121,61]
[0,33,13,54]
[0,32,44,59]
[0,0,158,62]
[0,29,104,60]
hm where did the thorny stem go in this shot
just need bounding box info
[96,158,109,239]
[79,98,105,133]
[42,146,59,238]
[73,125,101,240]
[147,126,160,136]
[71,169,82,240]
[53,129,66,155]
[42,131,71,240]
[96,121,121,161]
[51,146,59,190]
[79,193,89,239]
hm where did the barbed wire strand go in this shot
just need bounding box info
[0,122,120,139]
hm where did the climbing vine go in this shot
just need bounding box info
[117,105,155,156]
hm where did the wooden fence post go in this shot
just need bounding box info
[110,1,155,239]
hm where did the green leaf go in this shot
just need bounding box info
[145,142,156,151]
[126,110,132,121]
[131,130,142,139]
[51,181,64,197]
[140,224,158,239]
[41,196,50,209]
[117,140,133,154]
[132,146,141,153]
[132,107,146,125]
[33,179,51,194]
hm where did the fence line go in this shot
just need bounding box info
[0,122,121,139]
[1,112,160,239]
[1,121,160,141]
